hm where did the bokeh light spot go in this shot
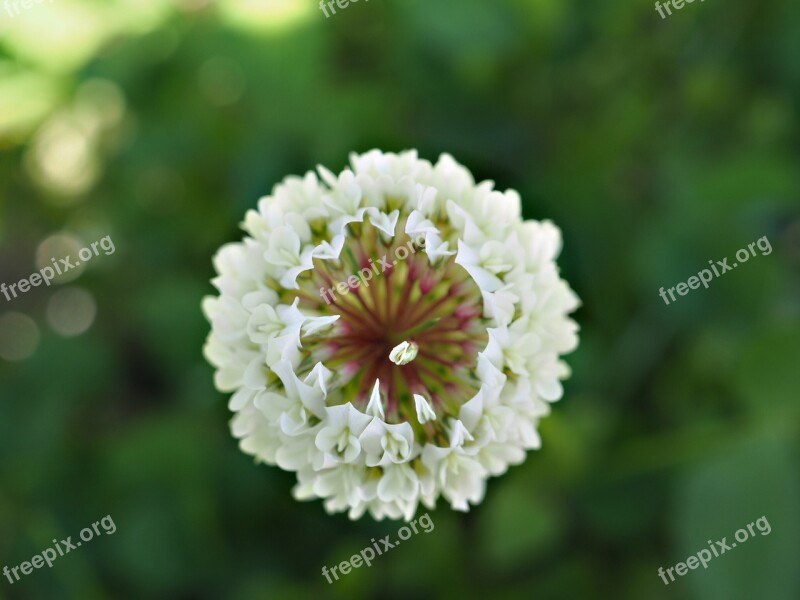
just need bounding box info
[35,234,86,284]
[0,312,40,362]
[198,57,247,106]
[46,286,97,337]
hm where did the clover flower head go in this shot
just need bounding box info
[203,150,579,520]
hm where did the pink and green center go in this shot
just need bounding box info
[292,221,488,427]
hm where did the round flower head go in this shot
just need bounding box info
[203,150,579,520]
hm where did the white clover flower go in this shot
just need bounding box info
[203,150,579,520]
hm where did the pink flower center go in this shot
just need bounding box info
[290,220,488,425]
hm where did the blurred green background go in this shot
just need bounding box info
[1,0,799,598]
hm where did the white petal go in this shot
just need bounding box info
[301,314,340,336]
[366,379,385,418]
[312,235,345,260]
[414,394,437,424]
[366,208,400,238]
[449,419,474,448]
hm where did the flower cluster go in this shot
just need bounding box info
[203,150,579,520]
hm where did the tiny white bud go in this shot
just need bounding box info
[389,340,418,365]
